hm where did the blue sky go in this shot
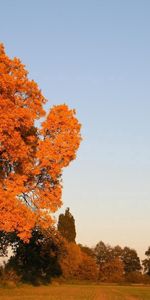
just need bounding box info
[1,0,150,258]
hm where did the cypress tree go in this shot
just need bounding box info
[57,208,76,243]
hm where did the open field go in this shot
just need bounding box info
[1,284,150,300]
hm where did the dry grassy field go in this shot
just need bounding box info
[0,284,150,300]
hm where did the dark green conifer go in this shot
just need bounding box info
[57,208,76,243]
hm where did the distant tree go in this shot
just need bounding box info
[121,247,141,274]
[142,247,150,276]
[94,241,124,282]
[94,241,112,280]
[94,241,112,265]
[57,208,76,243]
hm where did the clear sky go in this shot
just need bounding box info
[0,0,150,259]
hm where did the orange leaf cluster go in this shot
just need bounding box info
[0,44,81,241]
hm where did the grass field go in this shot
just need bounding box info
[1,284,150,300]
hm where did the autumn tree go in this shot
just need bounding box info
[94,241,124,282]
[59,241,98,281]
[94,241,112,280]
[76,251,98,281]
[57,208,76,243]
[0,44,81,241]
[59,241,82,279]
[101,257,124,283]
[121,247,141,274]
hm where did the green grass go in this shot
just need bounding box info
[1,284,150,300]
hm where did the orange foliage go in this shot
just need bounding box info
[77,251,98,281]
[60,242,82,279]
[0,44,81,241]
[60,242,98,281]
[99,257,124,282]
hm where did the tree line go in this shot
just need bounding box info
[1,208,150,285]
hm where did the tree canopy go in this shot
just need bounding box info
[121,247,141,274]
[0,44,81,241]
